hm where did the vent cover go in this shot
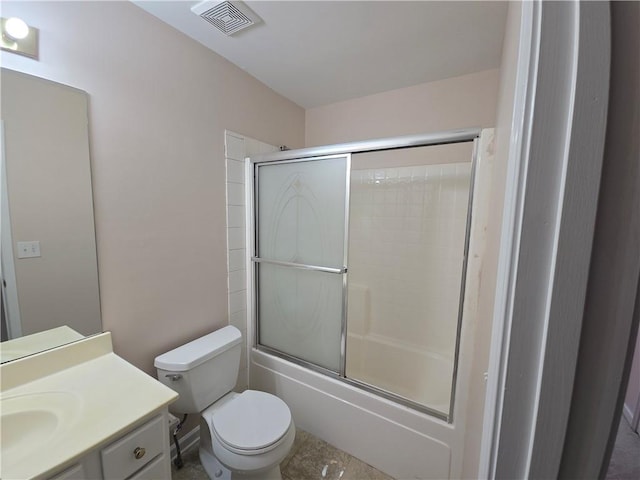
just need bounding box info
[191,1,262,36]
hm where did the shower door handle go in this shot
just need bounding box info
[251,257,347,274]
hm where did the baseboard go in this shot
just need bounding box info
[171,425,200,461]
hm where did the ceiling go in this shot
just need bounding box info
[133,1,508,109]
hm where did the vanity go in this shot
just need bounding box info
[0,330,178,479]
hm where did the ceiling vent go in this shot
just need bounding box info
[191,1,262,36]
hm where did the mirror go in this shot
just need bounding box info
[0,325,85,363]
[0,68,102,360]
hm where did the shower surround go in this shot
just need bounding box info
[225,129,494,479]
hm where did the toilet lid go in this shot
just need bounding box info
[211,390,292,451]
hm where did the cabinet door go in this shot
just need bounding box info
[48,463,85,480]
[101,415,165,479]
[127,455,167,480]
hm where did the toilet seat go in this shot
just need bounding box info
[209,390,292,456]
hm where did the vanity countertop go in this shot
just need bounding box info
[0,332,178,480]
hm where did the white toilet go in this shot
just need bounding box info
[154,326,295,480]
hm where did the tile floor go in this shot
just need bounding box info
[172,428,394,480]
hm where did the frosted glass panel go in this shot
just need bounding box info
[258,263,343,371]
[257,157,347,267]
[256,155,348,372]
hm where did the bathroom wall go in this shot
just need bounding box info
[461,2,523,477]
[305,69,500,146]
[0,1,305,373]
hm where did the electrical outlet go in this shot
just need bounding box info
[17,241,41,259]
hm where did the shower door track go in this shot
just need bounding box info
[249,128,482,424]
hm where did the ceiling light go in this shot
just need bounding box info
[4,17,29,40]
[1,17,38,59]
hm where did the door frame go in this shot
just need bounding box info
[478,1,640,478]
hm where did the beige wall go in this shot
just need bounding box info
[461,2,523,477]
[2,70,101,337]
[305,69,500,147]
[0,1,305,374]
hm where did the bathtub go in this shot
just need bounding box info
[345,332,454,415]
[250,347,463,479]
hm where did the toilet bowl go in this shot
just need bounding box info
[154,326,294,480]
[200,391,295,479]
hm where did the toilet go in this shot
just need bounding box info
[154,326,295,480]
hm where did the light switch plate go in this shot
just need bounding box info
[17,241,40,258]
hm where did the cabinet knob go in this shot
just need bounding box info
[133,447,146,460]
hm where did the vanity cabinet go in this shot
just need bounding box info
[1,332,178,480]
[47,412,172,480]
[101,414,166,479]
[49,464,86,480]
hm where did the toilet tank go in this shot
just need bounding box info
[154,326,242,414]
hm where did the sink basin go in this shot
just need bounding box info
[1,392,83,466]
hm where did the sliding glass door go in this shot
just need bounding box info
[251,134,478,421]
[253,155,349,372]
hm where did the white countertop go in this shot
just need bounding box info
[0,332,178,479]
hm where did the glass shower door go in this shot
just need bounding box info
[345,143,474,417]
[253,155,349,372]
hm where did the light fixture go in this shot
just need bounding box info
[4,17,29,40]
[1,17,38,59]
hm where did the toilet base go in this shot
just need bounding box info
[200,447,231,480]
[199,447,283,480]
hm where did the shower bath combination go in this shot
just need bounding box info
[246,128,494,479]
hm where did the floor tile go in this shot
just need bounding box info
[281,435,352,480]
[281,428,312,470]
[172,447,206,480]
[170,428,396,480]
